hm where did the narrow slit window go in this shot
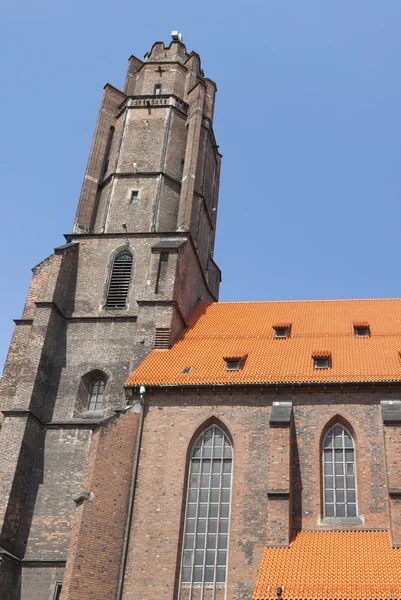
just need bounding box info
[129,190,139,204]
[155,252,169,294]
[323,425,357,518]
[180,425,232,593]
[53,583,63,600]
[88,378,105,411]
[105,251,133,309]
[154,84,162,96]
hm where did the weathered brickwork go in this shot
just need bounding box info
[60,409,140,600]
[22,429,91,560]
[267,424,291,546]
[1,35,398,600]
[0,37,222,599]
[21,565,64,600]
[0,415,41,554]
[121,393,270,600]
[118,389,396,600]
[292,397,389,530]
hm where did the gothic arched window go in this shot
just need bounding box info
[88,378,105,411]
[105,250,133,309]
[180,425,233,594]
[323,425,357,518]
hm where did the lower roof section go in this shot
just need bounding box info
[253,530,401,600]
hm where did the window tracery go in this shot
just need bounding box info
[180,425,233,594]
[88,378,105,411]
[323,425,357,518]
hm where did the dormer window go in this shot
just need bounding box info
[274,325,291,339]
[224,355,246,371]
[225,359,241,371]
[313,355,331,370]
[354,325,370,337]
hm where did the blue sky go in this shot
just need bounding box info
[1,1,401,373]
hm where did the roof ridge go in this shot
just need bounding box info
[211,297,401,305]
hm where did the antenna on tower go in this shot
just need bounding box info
[171,31,183,43]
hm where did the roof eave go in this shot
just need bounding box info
[125,379,401,392]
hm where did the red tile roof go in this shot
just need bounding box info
[126,299,401,387]
[253,530,401,600]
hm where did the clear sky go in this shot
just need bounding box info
[1,1,401,374]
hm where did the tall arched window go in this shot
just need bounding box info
[180,426,232,594]
[88,378,105,411]
[105,250,133,309]
[323,425,357,518]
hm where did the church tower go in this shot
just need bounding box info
[0,35,222,600]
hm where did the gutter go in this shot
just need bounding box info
[116,385,146,600]
[124,380,401,395]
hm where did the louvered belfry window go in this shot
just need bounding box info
[105,251,133,309]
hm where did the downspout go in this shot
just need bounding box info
[116,384,146,600]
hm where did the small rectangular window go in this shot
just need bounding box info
[314,357,330,370]
[225,359,241,371]
[154,84,162,96]
[274,327,289,339]
[129,190,139,204]
[354,326,370,337]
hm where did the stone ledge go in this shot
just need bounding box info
[267,489,290,497]
[320,516,364,526]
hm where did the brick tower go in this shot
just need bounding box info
[0,35,222,600]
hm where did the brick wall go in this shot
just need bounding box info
[22,429,91,560]
[60,408,140,600]
[21,565,64,600]
[0,38,222,600]
[119,388,394,600]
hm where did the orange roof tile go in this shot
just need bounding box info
[253,530,401,600]
[126,299,401,387]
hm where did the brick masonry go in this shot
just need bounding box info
[0,38,222,599]
[117,388,397,600]
[0,42,221,600]
[1,36,400,600]
[60,408,140,600]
